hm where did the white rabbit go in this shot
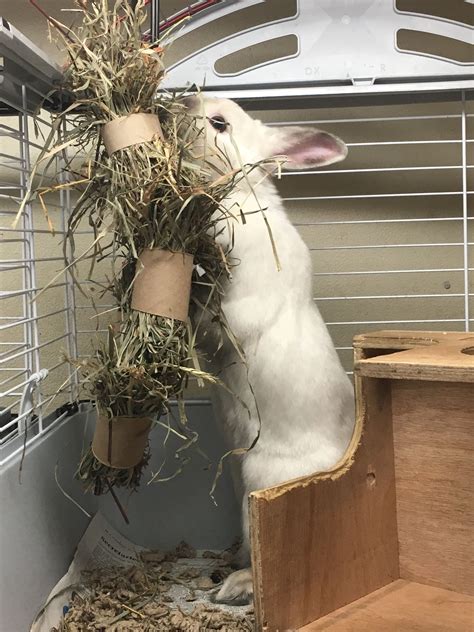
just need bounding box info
[186,96,355,605]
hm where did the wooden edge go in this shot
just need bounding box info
[249,394,364,503]
[250,493,265,631]
[355,332,474,383]
[250,345,371,504]
[356,359,474,383]
[353,330,474,350]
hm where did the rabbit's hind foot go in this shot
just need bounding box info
[212,567,253,606]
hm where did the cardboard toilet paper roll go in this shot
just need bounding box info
[131,248,194,322]
[92,413,152,468]
[102,113,163,155]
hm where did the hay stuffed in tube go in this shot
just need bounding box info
[18,0,263,496]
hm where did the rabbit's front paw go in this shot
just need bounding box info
[213,567,253,605]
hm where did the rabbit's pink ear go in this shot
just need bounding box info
[270,127,347,169]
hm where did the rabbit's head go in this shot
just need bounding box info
[184,95,347,181]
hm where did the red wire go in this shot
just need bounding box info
[29,0,224,40]
[155,0,224,33]
[29,0,74,41]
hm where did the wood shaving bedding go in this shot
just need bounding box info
[54,543,254,632]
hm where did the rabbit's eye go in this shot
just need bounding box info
[208,115,228,133]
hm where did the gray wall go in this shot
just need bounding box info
[0,403,239,632]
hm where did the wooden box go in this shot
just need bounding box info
[250,330,474,631]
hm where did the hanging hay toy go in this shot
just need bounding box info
[17,0,269,502]
[56,0,237,495]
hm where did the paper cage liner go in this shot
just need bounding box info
[92,413,152,468]
[131,248,194,322]
[102,113,163,155]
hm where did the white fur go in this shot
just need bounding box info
[187,97,355,604]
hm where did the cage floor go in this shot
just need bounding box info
[298,580,473,631]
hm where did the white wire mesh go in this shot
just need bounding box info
[0,85,78,466]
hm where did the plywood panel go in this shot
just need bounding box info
[392,380,474,595]
[299,580,474,631]
[355,331,474,383]
[250,372,399,631]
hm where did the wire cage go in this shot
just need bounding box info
[0,17,81,467]
[0,0,472,467]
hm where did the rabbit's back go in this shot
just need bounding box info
[210,184,354,483]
